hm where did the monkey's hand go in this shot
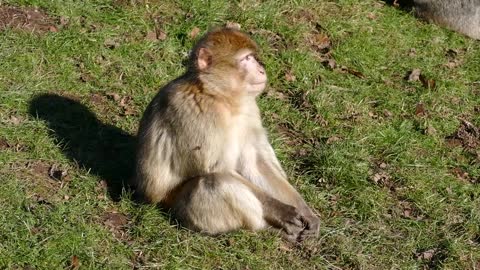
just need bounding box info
[298,212,320,241]
[263,199,304,243]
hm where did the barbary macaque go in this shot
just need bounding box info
[134,27,319,242]
[413,0,480,39]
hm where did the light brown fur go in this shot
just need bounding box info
[134,27,319,242]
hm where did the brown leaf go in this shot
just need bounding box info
[48,164,68,181]
[383,109,393,118]
[309,33,331,53]
[320,57,336,69]
[285,70,296,82]
[59,16,69,26]
[9,115,23,125]
[451,167,474,183]
[189,27,201,39]
[326,136,341,144]
[407,68,421,82]
[48,25,58,32]
[104,38,120,49]
[408,48,417,57]
[106,92,121,102]
[425,125,436,135]
[367,12,376,20]
[339,66,365,78]
[416,249,437,261]
[70,255,80,270]
[371,171,390,185]
[419,74,436,90]
[79,73,93,82]
[156,30,167,41]
[415,103,426,116]
[279,242,293,252]
[145,31,157,41]
[0,138,10,150]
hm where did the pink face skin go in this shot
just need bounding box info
[236,50,267,94]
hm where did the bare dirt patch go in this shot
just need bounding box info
[101,210,130,241]
[0,5,57,33]
[446,119,480,163]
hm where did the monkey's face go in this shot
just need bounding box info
[235,49,267,95]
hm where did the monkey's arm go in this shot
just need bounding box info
[237,132,319,239]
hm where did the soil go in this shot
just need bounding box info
[0,5,56,33]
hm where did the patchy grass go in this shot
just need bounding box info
[1,0,479,269]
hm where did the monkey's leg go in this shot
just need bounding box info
[239,143,320,241]
[171,172,304,241]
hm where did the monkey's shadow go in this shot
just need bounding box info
[29,93,136,201]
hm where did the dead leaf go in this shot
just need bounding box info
[104,38,120,49]
[189,27,201,39]
[9,115,23,125]
[0,138,9,150]
[309,33,331,53]
[279,242,293,252]
[416,249,437,261]
[407,68,421,82]
[338,66,365,78]
[156,30,167,41]
[145,31,157,41]
[320,57,336,69]
[285,70,296,82]
[48,164,68,181]
[425,125,436,135]
[408,48,417,57]
[419,74,436,90]
[70,255,80,270]
[367,12,376,20]
[371,171,390,185]
[106,92,121,102]
[383,109,393,118]
[451,167,469,181]
[80,73,93,83]
[415,103,426,116]
[59,16,69,26]
[326,136,341,144]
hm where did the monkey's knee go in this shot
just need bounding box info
[172,173,267,234]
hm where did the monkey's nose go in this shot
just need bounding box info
[259,69,265,75]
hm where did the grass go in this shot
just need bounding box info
[1,0,479,269]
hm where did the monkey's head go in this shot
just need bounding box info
[190,27,267,95]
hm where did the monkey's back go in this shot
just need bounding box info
[135,77,238,203]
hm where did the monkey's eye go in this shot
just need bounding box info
[243,54,254,61]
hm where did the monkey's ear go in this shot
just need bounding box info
[197,48,212,71]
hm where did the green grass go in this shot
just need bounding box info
[1,0,479,269]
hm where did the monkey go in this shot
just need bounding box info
[134,27,320,242]
[413,0,480,39]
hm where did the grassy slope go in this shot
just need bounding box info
[0,0,479,269]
